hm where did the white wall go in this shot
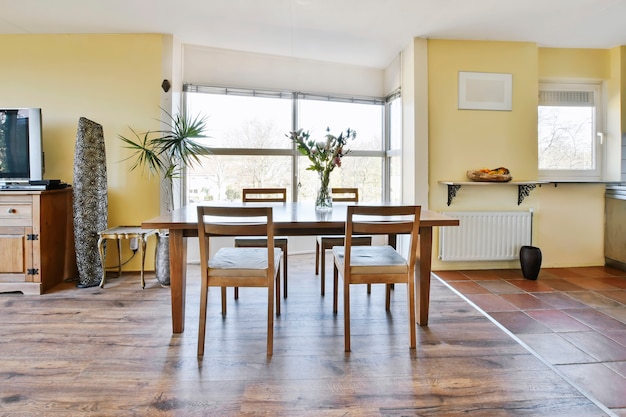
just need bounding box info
[405,38,429,208]
[384,53,402,94]
[183,44,386,97]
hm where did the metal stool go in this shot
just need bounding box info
[97,226,157,288]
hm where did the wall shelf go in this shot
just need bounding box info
[439,181,549,206]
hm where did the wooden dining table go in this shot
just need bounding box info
[142,202,459,334]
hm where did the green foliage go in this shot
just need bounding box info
[287,127,356,177]
[119,109,211,180]
[225,187,240,202]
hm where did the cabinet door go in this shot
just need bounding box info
[605,197,626,263]
[0,226,33,280]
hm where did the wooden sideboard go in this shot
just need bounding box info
[0,188,77,294]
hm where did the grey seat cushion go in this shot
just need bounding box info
[332,245,408,274]
[209,247,283,277]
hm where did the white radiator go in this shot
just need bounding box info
[439,211,532,261]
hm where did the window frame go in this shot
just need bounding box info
[385,90,402,202]
[537,80,606,182]
[182,84,394,203]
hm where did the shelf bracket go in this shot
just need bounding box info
[446,184,462,206]
[518,184,537,205]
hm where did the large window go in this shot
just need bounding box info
[538,82,604,181]
[386,92,402,202]
[184,85,395,203]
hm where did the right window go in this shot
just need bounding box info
[538,82,604,181]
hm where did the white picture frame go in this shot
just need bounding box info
[458,72,512,111]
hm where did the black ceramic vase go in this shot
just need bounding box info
[520,245,542,280]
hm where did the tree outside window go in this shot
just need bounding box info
[537,82,603,181]
[184,86,391,203]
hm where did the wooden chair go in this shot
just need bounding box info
[234,188,289,297]
[197,206,282,356]
[332,205,421,352]
[315,188,372,295]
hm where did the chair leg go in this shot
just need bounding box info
[198,278,209,357]
[333,266,339,314]
[315,240,320,275]
[344,277,351,352]
[367,283,371,294]
[385,284,392,311]
[221,287,227,316]
[320,243,327,296]
[267,272,275,356]
[407,275,417,349]
[276,263,281,316]
[282,243,288,298]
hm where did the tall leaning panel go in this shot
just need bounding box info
[72,117,108,288]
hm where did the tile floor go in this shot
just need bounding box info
[434,266,626,416]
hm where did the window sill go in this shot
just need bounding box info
[542,180,620,184]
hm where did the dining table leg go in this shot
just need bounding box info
[416,226,433,326]
[169,229,187,333]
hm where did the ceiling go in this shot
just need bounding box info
[1,0,626,68]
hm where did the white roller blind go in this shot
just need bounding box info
[539,90,594,106]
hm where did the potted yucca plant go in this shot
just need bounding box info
[119,108,210,285]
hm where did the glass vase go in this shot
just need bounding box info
[316,172,332,211]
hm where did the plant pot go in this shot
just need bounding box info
[155,232,170,286]
[520,245,542,280]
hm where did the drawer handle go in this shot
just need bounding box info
[7,208,17,214]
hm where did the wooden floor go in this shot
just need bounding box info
[0,254,619,416]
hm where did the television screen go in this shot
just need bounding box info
[0,108,43,182]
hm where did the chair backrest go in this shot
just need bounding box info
[242,188,287,202]
[331,188,359,202]
[197,205,276,270]
[344,205,422,267]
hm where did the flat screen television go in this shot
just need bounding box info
[0,108,44,184]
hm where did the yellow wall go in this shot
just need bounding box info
[0,34,165,271]
[622,47,626,132]
[1,34,619,273]
[538,48,610,79]
[537,48,612,267]
[427,40,607,270]
[428,40,538,188]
